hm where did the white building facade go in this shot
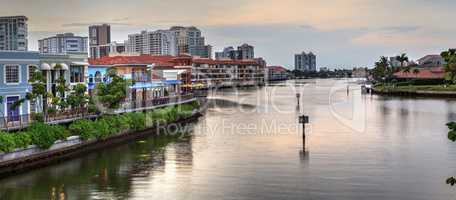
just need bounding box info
[38,33,88,54]
[127,30,178,56]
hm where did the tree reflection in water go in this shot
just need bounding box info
[0,124,195,200]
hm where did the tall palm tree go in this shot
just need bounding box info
[403,65,411,78]
[412,68,420,78]
[373,56,389,81]
[396,53,409,69]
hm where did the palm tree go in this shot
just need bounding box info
[396,53,409,69]
[403,65,411,75]
[412,68,420,78]
[373,56,389,82]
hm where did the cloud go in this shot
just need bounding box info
[298,25,317,30]
[62,22,132,27]
[351,32,448,47]
[112,17,129,22]
[381,26,421,33]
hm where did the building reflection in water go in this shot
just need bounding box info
[0,124,196,200]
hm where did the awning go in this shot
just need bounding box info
[71,61,89,66]
[50,63,69,70]
[40,63,51,70]
[60,63,69,70]
[130,82,165,89]
[163,80,182,85]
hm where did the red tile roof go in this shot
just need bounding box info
[89,55,261,67]
[267,66,288,73]
[394,67,445,79]
[193,58,260,65]
[89,55,176,66]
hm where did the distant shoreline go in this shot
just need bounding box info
[372,87,456,98]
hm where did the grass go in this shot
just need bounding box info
[375,84,456,92]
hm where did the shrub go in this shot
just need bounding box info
[92,118,111,139]
[13,132,32,149]
[27,122,64,149]
[69,119,96,141]
[0,133,16,153]
[126,112,146,130]
[53,125,69,141]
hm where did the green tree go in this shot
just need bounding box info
[372,56,389,82]
[67,84,89,113]
[94,67,130,110]
[441,49,456,83]
[396,53,409,69]
[412,68,420,78]
[446,122,456,185]
[26,70,50,121]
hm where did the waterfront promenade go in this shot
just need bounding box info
[0,94,195,131]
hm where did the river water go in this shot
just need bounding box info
[1,79,456,200]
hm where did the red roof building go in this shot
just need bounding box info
[267,66,289,81]
[394,67,445,79]
[89,54,266,88]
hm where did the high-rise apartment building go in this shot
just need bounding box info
[38,33,88,54]
[237,43,254,59]
[0,16,28,51]
[215,43,254,60]
[170,26,210,58]
[294,51,316,71]
[126,30,178,56]
[89,24,111,58]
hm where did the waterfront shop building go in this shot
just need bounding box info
[267,66,289,81]
[39,53,89,97]
[191,58,265,88]
[0,51,89,127]
[0,51,39,126]
[88,55,190,108]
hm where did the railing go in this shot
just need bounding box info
[46,107,95,122]
[120,93,195,111]
[0,93,196,131]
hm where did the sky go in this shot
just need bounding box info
[2,0,456,69]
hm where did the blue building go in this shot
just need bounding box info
[0,51,40,125]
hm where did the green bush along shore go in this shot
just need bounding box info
[0,102,199,153]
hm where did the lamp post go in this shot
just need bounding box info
[296,93,301,106]
[299,115,309,150]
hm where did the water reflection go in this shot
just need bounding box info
[2,79,456,200]
[0,129,195,200]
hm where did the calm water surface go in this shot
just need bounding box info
[1,79,456,200]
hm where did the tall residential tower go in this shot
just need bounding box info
[89,24,111,58]
[170,26,211,58]
[295,51,316,71]
[126,30,178,56]
[0,16,28,51]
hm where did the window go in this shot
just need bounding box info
[28,65,37,82]
[30,100,36,114]
[5,65,20,83]
[70,66,84,83]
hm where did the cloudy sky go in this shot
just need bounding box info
[2,0,456,69]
